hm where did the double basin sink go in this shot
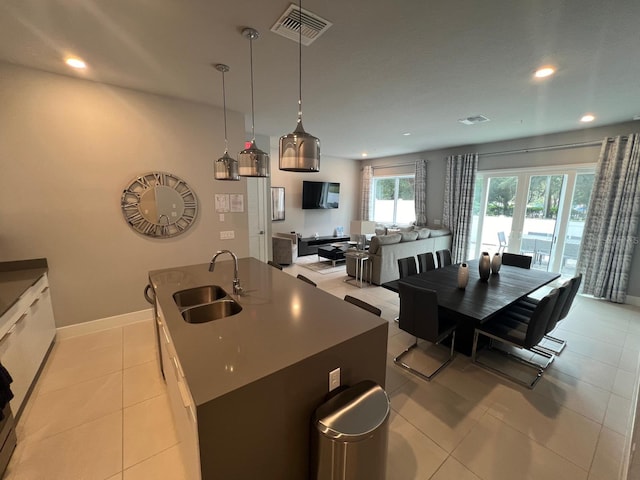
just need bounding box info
[173,285,242,323]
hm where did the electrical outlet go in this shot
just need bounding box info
[219,213,225,221]
[329,368,340,392]
[434,218,441,226]
[220,230,235,240]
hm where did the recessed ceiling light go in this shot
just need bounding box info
[65,57,87,69]
[361,153,368,158]
[402,132,411,136]
[534,66,555,78]
[580,114,595,123]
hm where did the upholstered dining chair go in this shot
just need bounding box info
[267,260,283,270]
[417,252,436,273]
[344,295,382,316]
[517,274,582,354]
[501,252,532,269]
[394,283,457,381]
[296,274,317,287]
[397,256,418,278]
[472,288,559,389]
[436,249,452,268]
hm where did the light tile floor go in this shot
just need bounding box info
[4,258,640,480]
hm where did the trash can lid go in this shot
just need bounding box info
[315,380,390,441]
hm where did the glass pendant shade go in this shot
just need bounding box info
[215,151,239,181]
[279,120,320,172]
[238,140,270,177]
[213,63,239,181]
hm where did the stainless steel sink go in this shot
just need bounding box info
[181,299,243,323]
[173,285,228,309]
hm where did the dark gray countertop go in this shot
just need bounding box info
[149,257,388,407]
[0,259,48,318]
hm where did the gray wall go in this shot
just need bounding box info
[364,121,640,299]
[0,63,250,327]
[268,138,359,239]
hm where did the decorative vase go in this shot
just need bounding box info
[457,263,469,289]
[479,252,491,281]
[491,253,502,274]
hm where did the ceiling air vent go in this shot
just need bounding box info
[271,4,332,46]
[458,115,491,125]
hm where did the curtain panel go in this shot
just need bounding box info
[414,159,428,226]
[577,134,640,303]
[360,165,373,220]
[443,153,478,263]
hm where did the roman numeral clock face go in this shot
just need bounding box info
[121,172,198,238]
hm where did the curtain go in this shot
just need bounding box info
[414,159,428,226]
[360,165,373,220]
[443,153,478,263]
[577,134,640,303]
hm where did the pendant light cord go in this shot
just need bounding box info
[222,69,229,153]
[298,0,303,124]
[249,34,256,142]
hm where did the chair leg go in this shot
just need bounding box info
[394,332,456,381]
[540,334,567,354]
[471,329,549,389]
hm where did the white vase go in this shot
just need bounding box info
[479,252,491,281]
[457,263,469,289]
[491,253,502,274]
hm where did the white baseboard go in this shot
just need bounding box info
[626,295,640,307]
[56,308,154,340]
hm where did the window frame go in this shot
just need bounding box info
[371,174,415,226]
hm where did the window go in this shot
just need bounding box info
[372,175,415,225]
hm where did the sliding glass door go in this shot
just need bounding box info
[469,166,595,276]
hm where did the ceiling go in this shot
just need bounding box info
[1,0,639,159]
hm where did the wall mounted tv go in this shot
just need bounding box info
[302,181,340,209]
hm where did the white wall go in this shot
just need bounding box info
[268,138,359,239]
[364,121,640,298]
[0,63,250,327]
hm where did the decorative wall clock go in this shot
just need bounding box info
[121,172,198,238]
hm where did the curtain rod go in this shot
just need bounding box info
[371,162,417,170]
[479,138,629,158]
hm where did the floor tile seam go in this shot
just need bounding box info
[558,324,630,347]
[122,359,157,373]
[34,367,125,398]
[424,453,450,480]
[483,406,600,471]
[585,423,605,478]
[123,391,166,410]
[120,442,180,474]
[546,362,617,394]
[17,408,124,450]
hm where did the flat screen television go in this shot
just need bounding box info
[302,181,340,209]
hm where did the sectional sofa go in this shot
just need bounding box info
[346,227,452,285]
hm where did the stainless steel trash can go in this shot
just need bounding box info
[311,380,390,480]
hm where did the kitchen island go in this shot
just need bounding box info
[149,257,388,480]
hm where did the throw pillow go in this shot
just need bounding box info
[368,233,402,254]
[414,227,431,239]
[428,228,451,237]
[400,231,419,242]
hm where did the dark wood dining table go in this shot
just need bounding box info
[382,259,560,355]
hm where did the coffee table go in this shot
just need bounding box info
[317,245,348,266]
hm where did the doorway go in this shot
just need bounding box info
[469,166,595,276]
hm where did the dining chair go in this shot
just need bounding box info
[296,274,317,287]
[344,295,382,316]
[501,252,532,269]
[417,252,436,273]
[517,274,582,354]
[471,288,559,389]
[267,260,283,270]
[436,249,452,268]
[394,283,457,381]
[497,231,508,254]
[397,256,418,278]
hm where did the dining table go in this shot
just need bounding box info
[382,259,560,355]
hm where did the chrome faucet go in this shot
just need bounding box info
[209,250,243,295]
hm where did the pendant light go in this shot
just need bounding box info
[214,64,239,181]
[279,0,320,172]
[238,28,270,177]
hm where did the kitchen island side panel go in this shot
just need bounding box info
[196,322,388,480]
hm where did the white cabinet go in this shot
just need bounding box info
[0,274,56,415]
[156,304,201,480]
